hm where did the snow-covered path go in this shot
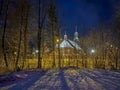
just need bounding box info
[0,68,120,90]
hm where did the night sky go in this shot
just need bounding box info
[56,0,119,37]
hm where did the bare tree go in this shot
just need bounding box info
[47,1,59,68]
[22,0,30,69]
[37,0,48,68]
[15,4,23,71]
[2,0,9,68]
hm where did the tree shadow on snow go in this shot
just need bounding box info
[58,69,70,90]
[9,70,46,90]
[82,71,120,90]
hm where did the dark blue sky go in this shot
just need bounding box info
[56,0,119,37]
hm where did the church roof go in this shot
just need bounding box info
[56,30,82,50]
[68,40,81,50]
[60,40,73,48]
[56,39,82,50]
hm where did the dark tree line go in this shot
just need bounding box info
[0,0,59,73]
[0,0,119,74]
[0,0,32,71]
[38,0,59,68]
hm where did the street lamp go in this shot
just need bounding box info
[57,39,61,68]
[91,49,95,54]
[35,50,39,57]
[90,49,96,68]
[35,50,39,53]
[56,39,59,43]
[14,51,17,55]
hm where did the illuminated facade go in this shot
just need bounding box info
[42,30,84,68]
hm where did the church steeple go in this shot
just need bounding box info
[74,26,79,41]
[64,32,67,40]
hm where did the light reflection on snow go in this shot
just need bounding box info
[0,68,120,90]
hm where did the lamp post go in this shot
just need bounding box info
[14,51,17,62]
[91,49,95,54]
[57,39,61,68]
[35,50,39,53]
[90,49,95,68]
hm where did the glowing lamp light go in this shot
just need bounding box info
[56,39,59,43]
[35,50,39,53]
[14,52,17,55]
[91,49,95,54]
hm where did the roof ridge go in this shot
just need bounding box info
[67,40,76,49]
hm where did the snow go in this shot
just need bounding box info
[56,39,81,50]
[59,40,73,48]
[68,40,81,50]
[0,68,120,90]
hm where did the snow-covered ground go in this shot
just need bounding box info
[0,68,120,90]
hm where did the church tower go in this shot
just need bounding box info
[74,26,79,41]
[64,32,67,40]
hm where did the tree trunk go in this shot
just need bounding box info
[2,0,9,68]
[37,0,48,68]
[38,27,42,69]
[22,5,29,69]
[52,24,55,68]
[38,0,42,68]
[15,6,24,71]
